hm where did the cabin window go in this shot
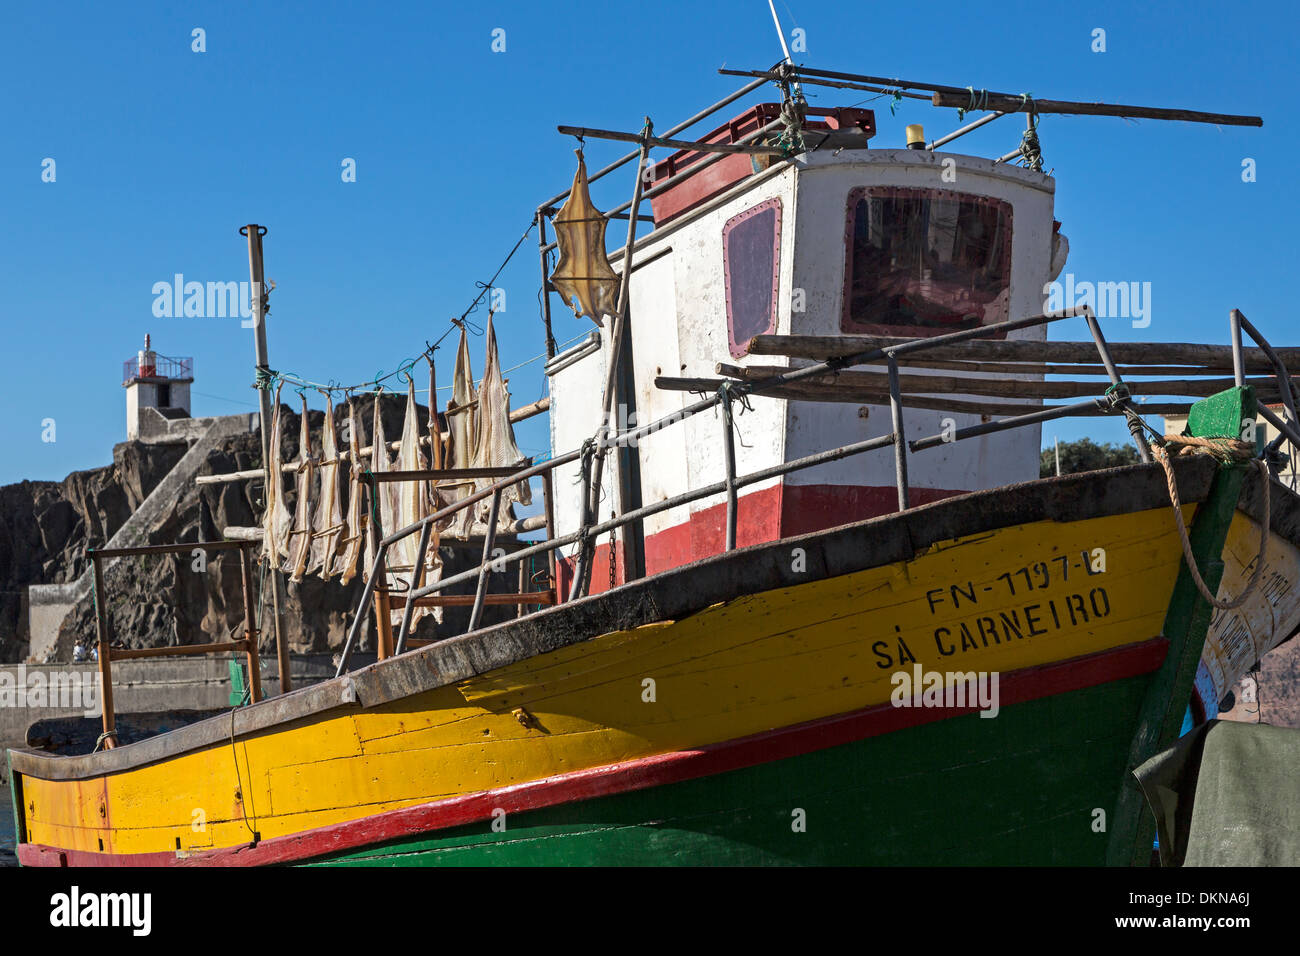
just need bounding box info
[723,198,782,357]
[842,187,1012,338]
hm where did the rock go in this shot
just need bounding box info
[1,395,521,663]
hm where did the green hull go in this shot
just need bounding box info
[310,674,1150,867]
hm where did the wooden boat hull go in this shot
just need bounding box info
[9,456,1297,867]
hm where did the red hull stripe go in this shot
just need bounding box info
[18,636,1168,868]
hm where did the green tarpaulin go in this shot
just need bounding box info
[1135,719,1300,866]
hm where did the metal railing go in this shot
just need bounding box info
[88,539,263,749]
[1229,309,1300,481]
[123,354,193,384]
[333,303,1171,676]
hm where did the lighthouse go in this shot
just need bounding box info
[123,334,193,439]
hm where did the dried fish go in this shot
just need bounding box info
[335,398,365,585]
[262,382,293,564]
[395,379,441,624]
[307,395,345,579]
[283,395,315,581]
[444,328,478,538]
[471,314,532,528]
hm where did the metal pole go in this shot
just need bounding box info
[241,224,290,693]
[887,357,910,510]
[409,431,901,605]
[568,448,594,602]
[721,388,738,551]
[393,517,432,656]
[541,468,557,595]
[91,553,116,749]
[334,548,387,678]
[536,212,557,359]
[910,396,1110,451]
[468,491,502,632]
[580,118,654,596]
[1229,309,1246,387]
[536,76,768,212]
[1082,310,1152,463]
[928,111,1007,150]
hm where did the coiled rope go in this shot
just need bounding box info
[1154,434,1270,611]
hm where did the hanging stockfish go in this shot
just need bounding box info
[262,382,293,564]
[307,395,345,579]
[283,395,316,582]
[549,150,620,325]
[470,314,532,530]
[444,328,479,538]
[365,390,399,570]
[394,378,442,624]
[335,398,366,585]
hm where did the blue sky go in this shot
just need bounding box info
[0,0,1291,485]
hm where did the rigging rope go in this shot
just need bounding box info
[1153,434,1270,611]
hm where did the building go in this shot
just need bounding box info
[124,334,193,440]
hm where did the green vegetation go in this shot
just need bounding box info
[1040,438,1141,477]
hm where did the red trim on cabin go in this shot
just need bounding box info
[559,482,969,595]
[16,636,1169,868]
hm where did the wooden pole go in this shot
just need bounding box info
[238,543,264,702]
[656,375,1195,418]
[747,334,1300,369]
[930,89,1261,127]
[709,362,1282,402]
[91,553,116,749]
[242,224,289,693]
[555,125,786,156]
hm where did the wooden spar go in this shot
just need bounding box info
[386,590,558,609]
[555,125,787,156]
[747,334,1300,369]
[718,65,1262,127]
[717,67,933,101]
[734,355,1269,378]
[710,362,1283,401]
[930,90,1262,126]
[108,641,249,660]
[656,374,1195,418]
[222,514,546,540]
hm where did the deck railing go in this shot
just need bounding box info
[332,303,1194,676]
[1230,308,1300,477]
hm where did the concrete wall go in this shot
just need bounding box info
[0,654,368,750]
[25,413,254,660]
[126,381,195,440]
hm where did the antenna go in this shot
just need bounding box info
[765,0,804,102]
[767,0,794,64]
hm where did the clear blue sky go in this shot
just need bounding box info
[0,0,1291,485]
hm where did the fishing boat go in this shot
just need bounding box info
[9,60,1298,867]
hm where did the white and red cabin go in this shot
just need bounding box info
[547,104,1068,594]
